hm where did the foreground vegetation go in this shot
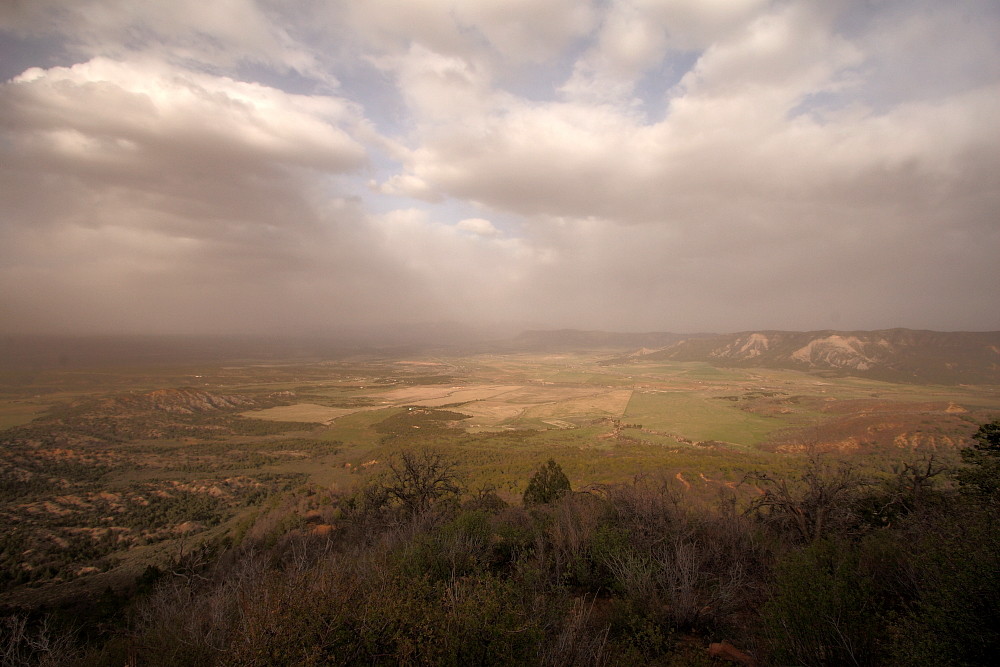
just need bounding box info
[4,428,1000,666]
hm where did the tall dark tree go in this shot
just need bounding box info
[523,459,571,506]
[957,419,1000,499]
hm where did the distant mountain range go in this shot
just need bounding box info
[594,329,1000,384]
[3,328,998,384]
[499,329,701,351]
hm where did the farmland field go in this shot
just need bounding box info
[243,403,357,423]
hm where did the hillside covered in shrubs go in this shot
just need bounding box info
[4,421,1000,666]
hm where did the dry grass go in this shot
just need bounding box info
[522,388,633,421]
[373,384,523,406]
[456,402,528,428]
[241,403,356,423]
[404,386,635,429]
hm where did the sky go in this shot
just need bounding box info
[1,0,998,337]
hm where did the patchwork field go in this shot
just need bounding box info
[519,387,633,423]
[376,383,523,407]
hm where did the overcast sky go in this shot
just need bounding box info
[1,0,998,337]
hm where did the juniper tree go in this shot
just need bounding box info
[523,459,571,506]
[957,419,1000,499]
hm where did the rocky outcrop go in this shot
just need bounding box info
[710,332,771,360]
[609,329,1000,384]
[110,388,256,414]
[789,335,890,371]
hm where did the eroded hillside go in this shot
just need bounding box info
[604,329,1000,383]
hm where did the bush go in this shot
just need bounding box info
[762,538,885,666]
[957,418,1000,500]
[889,505,1000,665]
[394,510,493,581]
[523,459,571,506]
[0,614,79,667]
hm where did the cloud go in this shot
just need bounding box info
[377,43,504,123]
[5,58,368,173]
[346,0,596,65]
[847,0,1000,105]
[0,58,427,334]
[368,208,544,324]
[455,0,597,63]
[377,2,1000,233]
[1,0,998,335]
[0,0,325,79]
[560,0,768,104]
[457,218,500,237]
[357,1,999,331]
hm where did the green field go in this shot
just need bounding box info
[624,390,787,445]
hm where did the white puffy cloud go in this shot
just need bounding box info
[378,44,504,122]
[4,58,368,173]
[456,218,500,237]
[379,1,1000,229]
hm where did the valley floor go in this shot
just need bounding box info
[1,348,998,664]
